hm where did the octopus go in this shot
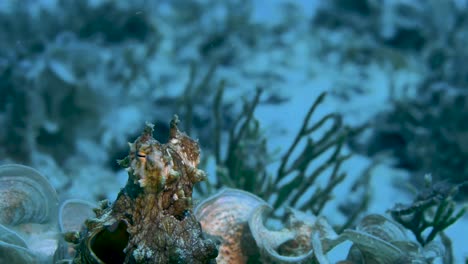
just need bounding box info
[67,116,218,264]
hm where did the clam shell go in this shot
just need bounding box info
[342,214,445,264]
[342,229,404,264]
[0,164,59,226]
[422,240,445,261]
[194,188,268,263]
[249,204,312,263]
[57,199,97,262]
[354,214,407,242]
[0,164,60,263]
[250,206,343,264]
[342,215,407,264]
[195,188,343,264]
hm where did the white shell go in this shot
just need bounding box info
[343,229,404,264]
[0,164,58,226]
[195,190,445,264]
[354,214,407,242]
[342,214,445,264]
[0,164,60,263]
[195,188,343,264]
[194,188,268,263]
[250,206,343,264]
[249,205,313,263]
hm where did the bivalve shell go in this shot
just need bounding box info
[0,164,58,226]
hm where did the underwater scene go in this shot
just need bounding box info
[0,0,467,263]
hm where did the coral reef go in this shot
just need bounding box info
[67,117,217,263]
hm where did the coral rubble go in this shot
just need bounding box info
[68,117,217,263]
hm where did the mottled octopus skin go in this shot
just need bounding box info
[70,117,218,264]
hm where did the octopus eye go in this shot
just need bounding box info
[136,152,146,158]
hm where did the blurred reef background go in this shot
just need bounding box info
[0,0,467,263]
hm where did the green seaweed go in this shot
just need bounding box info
[208,86,367,220]
[389,174,467,246]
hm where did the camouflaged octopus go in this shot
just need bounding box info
[67,116,218,263]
